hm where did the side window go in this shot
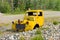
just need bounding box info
[38,12,42,16]
[33,12,36,16]
[28,12,33,16]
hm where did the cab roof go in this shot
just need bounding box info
[26,10,43,12]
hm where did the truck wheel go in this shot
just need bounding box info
[33,24,39,29]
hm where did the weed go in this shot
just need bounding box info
[0,31,3,35]
[0,23,9,27]
[35,28,42,35]
[53,21,59,25]
[20,36,25,40]
[31,28,44,40]
[41,27,49,30]
[59,22,60,23]
[31,35,44,40]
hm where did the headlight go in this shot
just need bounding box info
[26,22,29,24]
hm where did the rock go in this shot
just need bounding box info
[48,36,54,40]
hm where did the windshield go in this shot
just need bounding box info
[27,12,36,16]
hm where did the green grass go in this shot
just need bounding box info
[4,11,25,15]
[53,21,59,25]
[58,20,60,24]
[30,28,44,40]
[0,31,3,35]
[41,27,49,30]
[0,23,9,27]
[19,36,25,40]
[35,28,42,35]
[31,35,44,40]
[45,16,60,24]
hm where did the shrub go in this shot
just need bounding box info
[14,8,20,14]
[31,35,44,40]
[0,2,11,13]
[53,21,58,25]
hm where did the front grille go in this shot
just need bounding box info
[16,24,25,30]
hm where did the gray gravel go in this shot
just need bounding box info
[0,23,60,40]
[43,24,60,40]
[0,29,36,40]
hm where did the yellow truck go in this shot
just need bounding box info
[12,10,44,31]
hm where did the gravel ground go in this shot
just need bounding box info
[0,22,60,40]
[0,11,60,40]
[42,23,60,40]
